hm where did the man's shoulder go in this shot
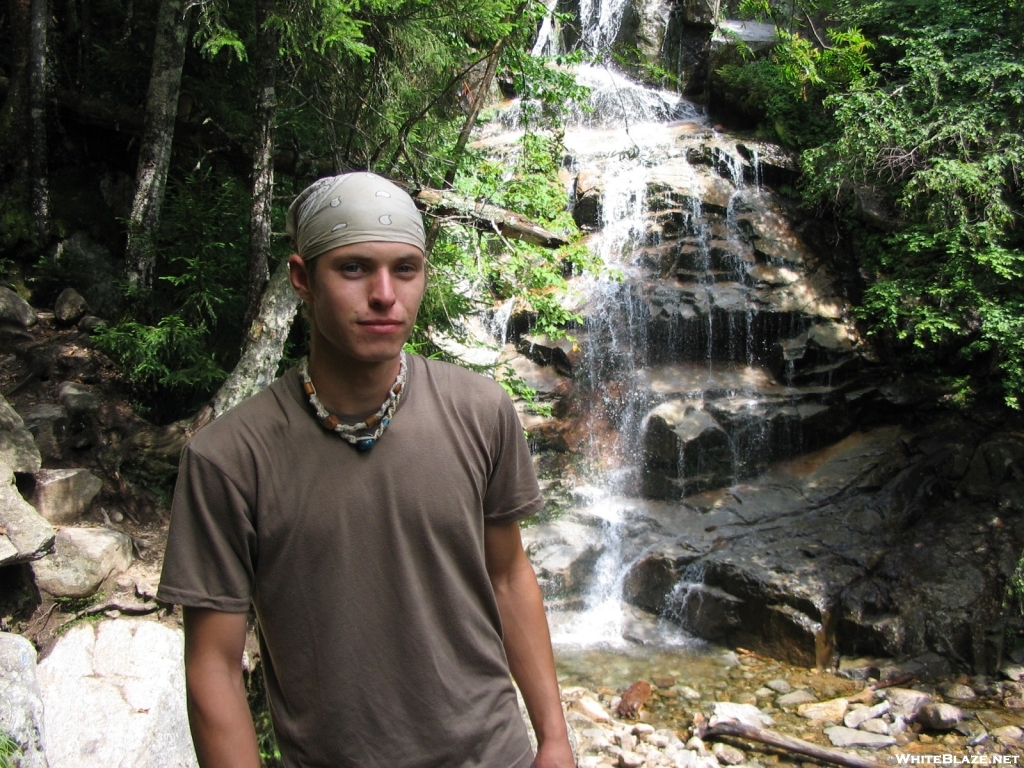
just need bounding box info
[415,355,507,404]
[185,371,297,463]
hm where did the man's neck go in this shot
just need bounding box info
[306,350,403,416]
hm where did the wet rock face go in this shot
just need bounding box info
[621,419,1024,673]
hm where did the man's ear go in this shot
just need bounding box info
[289,254,313,302]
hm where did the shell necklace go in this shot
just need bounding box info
[299,353,407,452]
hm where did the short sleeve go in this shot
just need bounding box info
[157,444,257,612]
[482,393,544,525]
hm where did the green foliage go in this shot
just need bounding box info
[803,0,1024,406]
[94,168,257,421]
[716,20,873,147]
[0,731,20,768]
[720,0,1024,408]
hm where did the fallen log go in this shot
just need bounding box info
[697,719,888,768]
[415,188,570,249]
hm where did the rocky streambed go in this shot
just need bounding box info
[549,648,1024,768]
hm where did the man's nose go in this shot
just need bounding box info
[368,267,397,307]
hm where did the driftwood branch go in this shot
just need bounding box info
[415,188,570,249]
[698,720,887,768]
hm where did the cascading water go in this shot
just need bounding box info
[498,0,859,653]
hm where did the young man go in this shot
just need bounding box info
[158,172,575,768]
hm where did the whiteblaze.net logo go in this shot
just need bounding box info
[893,756,1020,765]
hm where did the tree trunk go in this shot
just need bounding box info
[211,254,299,418]
[0,0,32,195]
[243,0,278,330]
[29,0,50,246]
[124,0,189,298]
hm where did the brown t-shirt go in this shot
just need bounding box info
[158,355,542,768]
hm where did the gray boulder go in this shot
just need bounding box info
[53,288,89,326]
[0,633,48,768]
[0,395,42,474]
[0,286,37,328]
[0,462,54,567]
[56,382,101,418]
[37,619,198,768]
[31,527,132,598]
[31,468,103,524]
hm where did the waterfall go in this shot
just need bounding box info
[505,0,858,651]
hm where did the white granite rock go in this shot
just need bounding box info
[37,619,198,768]
[0,633,48,768]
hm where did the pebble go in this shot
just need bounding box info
[917,702,964,731]
[844,700,889,729]
[679,686,702,701]
[574,696,614,723]
[1001,665,1024,682]
[824,725,896,749]
[712,743,745,765]
[884,688,933,718]
[797,698,849,722]
[633,723,655,736]
[619,750,646,767]
[766,679,792,694]
[860,718,890,735]
[711,702,773,728]
[776,689,817,708]
[992,725,1023,743]
[944,684,976,701]
[686,736,707,754]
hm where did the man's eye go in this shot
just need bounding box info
[340,263,362,273]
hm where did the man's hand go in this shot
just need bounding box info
[485,521,576,768]
[184,607,261,768]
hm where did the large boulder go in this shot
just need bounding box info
[0,632,48,768]
[641,401,732,498]
[0,462,54,567]
[37,619,198,768]
[31,469,103,524]
[31,527,133,598]
[0,394,42,474]
[53,288,89,326]
[0,286,37,328]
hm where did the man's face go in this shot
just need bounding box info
[289,241,426,367]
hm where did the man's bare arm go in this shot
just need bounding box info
[485,520,575,768]
[183,607,261,768]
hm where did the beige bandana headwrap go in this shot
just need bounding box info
[286,172,426,261]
